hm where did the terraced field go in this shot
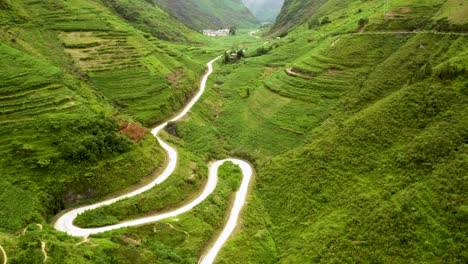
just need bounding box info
[263,34,412,102]
[0,43,86,133]
[0,0,205,232]
[2,0,204,126]
[59,30,197,125]
[22,0,112,32]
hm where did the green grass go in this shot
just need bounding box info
[433,0,468,24]
[271,0,468,36]
[249,31,467,264]
[100,0,196,42]
[74,143,208,228]
[0,39,167,231]
[173,2,467,261]
[3,162,244,263]
[2,0,206,127]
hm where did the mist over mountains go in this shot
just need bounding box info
[241,0,284,22]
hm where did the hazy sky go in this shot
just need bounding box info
[241,0,284,22]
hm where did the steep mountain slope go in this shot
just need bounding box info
[0,0,205,228]
[260,34,467,262]
[138,0,466,263]
[1,0,467,263]
[151,0,258,30]
[241,0,284,22]
[271,0,468,35]
[271,0,327,34]
[227,0,467,262]
[0,41,164,229]
[0,1,267,263]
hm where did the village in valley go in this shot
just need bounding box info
[202,29,230,36]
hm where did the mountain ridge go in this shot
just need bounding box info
[150,0,258,30]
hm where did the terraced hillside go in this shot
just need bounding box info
[0,0,205,228]
[0,0,467,263]
[0,41,164,229]
[121,0,467,262]
[257,34,467,263]
[271,0,468,35]
[151,0,258,30]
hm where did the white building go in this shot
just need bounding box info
[203,29,230,37]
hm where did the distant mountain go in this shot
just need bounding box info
[241,0,284,22]
[151,0,258,30]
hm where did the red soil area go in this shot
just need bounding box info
[119,122,148,143]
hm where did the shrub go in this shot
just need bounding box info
[358,18,369,28]
[308,19,320,29]
[255,46,271,56]
[321,17,331,25]
[434,63,466,80]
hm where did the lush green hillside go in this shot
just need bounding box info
[0,0,205,229]
[209,0,468,262]
[151,0,258,30]
[0,0,264,262]
[0,40,164,229]
[271,0,468,35]
[1,0,467,263]
[241,0,284,22]
[116,0,466,262]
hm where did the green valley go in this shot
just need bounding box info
[0,0,467,263]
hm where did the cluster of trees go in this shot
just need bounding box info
[223,49,245,63]
[256,46,272,56]
[308,16,332,29]
[53,118,132,163]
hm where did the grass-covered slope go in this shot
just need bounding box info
[271,0,468,35]
[99,0,196,42]
[212,0,467,262]
[151,0,258,30]
[260,33,468,262]
[0,0,466,262]
[117,0,467,262]
[1,0,204,127]
[0,42,164,229]
[0,0,205,226]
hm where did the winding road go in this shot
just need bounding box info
[54,56,254,263]
[0,244,6,264]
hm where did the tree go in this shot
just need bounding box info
[223,52,230,64]
[321,17,331,25]
[237,49,245,59]
[229,26,237,35]
[308,19,320,29]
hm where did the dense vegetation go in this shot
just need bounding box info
[212,0,468,262]
[0,0,202,246]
